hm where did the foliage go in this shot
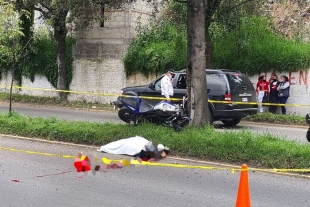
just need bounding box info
[24,30,76,89]
[119,1,192,76]
[0,0,24,70]
[14,2,35,86]
[163,1,187,30]
[213,16,310,75]
[123,3,187,77]
[15,0,138,97]
[0,27,76,89]
[1,111,310,169]
[124,1,310,77]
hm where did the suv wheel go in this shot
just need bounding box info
[221,118,241,127]
[207,107,214,124]
[307,127,310,142]
[118,107,137,123]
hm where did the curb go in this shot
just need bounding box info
[1,133,310,180]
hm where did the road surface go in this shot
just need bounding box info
[1,136,310,207]
[0,103,307,144]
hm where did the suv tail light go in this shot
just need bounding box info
[225,93,232,102]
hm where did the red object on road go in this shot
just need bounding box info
[74,157,91,172]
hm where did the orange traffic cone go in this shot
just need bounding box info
[235,164,251,207]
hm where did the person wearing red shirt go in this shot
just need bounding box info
[256,75,269,113]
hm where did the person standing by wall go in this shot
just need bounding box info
[277,75,290,115]
[269,71,276,83]
[269,74,280,114]
[256,75,269,113]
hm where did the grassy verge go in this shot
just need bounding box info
[0,92,114,111]
[243,112,307,126]
[1,111,310,170]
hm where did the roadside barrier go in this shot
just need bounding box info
[0,84,308,107]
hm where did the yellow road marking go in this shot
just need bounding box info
[1,146,310,174]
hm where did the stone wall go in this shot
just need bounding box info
[72,0,157,60]
[0,72,56,97]
[68,59,125,104]
[67,0,160,104]
[67,59,157,104]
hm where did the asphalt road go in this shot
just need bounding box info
[1,136,310,207]
[0,102,123,123]
[0,103,308,144]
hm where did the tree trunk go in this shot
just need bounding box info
[9,39,17,115]
[205,24,214,69]
[186,0,208,127]
[53,14,68,101]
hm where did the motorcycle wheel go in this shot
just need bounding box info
[171,117,190,131]
[118,107,137,123]
[173,125,181,131]
[307,127,310,142]
[179,117,190,128]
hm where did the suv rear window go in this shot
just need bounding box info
[225,72,254,91]
[206,73,227,90]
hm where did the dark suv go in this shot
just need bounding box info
[114,69,258,126]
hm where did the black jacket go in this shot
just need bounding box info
[269,80,280,96]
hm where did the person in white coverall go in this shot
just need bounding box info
[161,69,174,102]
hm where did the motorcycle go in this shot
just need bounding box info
[306,114,310,142]
[113,91,191,130]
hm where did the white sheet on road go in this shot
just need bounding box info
[97,136,165,156]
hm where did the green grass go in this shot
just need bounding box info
[243,112,307,126]
[0,92,114,111]
[1,111,310,170]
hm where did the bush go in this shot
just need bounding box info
[124,7,310,77]
[0,28,76,89]
[123,18,187,77]
[213,16,310,75]
[24,31,76,89]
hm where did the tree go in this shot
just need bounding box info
[186,0,208,126]
[20,0,137,100]
[171,0,261,126]
[0,0,31,114]
[15,0,35,85]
